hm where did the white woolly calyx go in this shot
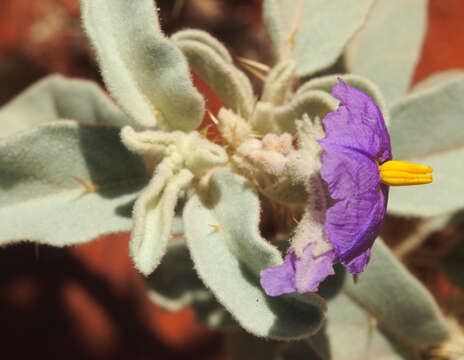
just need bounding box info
[120,126,228,178]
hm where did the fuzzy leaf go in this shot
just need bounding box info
[79,0,204,130]
[297,74,391,127]
[262,60,297,106]
[388,75,464,216]
[262,0,374,76]
[171,29,232,63]
[0,75,135,138]
[253,91,337,135]
[345,0,427,101]
[130,159,193,276]
[172,30,254,118]
[308,294,416,360]
[184,169,326,339]
[0,121,147,246]
[411,70,464,93]
[345,239,449,346]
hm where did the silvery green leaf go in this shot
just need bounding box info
[297,74,391,127]
[130,159,193,275]
[0,121,147,246]
[411,70,464,93]
[308,294,416,360]
[184,169,326,339]
[172,31,254,119]
[345,0,427,101]
[79,0,204,131]
[253,91,337,135]
[345,239,449,346]
[262,0,374,76]
[262,60,297,106]
[0,75,135,138]
[388,75,464,216]
[171,29,232,63]
[121,126,228,178]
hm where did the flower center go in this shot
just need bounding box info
[379,160,433,186]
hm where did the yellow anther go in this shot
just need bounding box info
[379,160,433,186]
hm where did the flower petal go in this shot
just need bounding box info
[295,245,336,293]
[260,243,337,296]
[343,248,371,274]
[319,79,391,163]
[325,186,388,273]
[260,252,297,296]
[320,145,380,199]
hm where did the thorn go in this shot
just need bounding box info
[249,130,263,139]
[208,111,219,125]
[154,109,162,118]
[199,124,213,138]
[208,224,223,232]
[236,56,270,73]
[369,316,378,332]
[71,176,99,193]
[239,62,267,82]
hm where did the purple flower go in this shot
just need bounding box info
[260,78,433,297]
[318,79,391,274]
[261,241,337,296]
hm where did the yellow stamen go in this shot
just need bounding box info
[379,160,433,186]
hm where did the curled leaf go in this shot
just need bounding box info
[296,74,391,127]
[0,75,135,137]
[0,121,147,246]
[80,0,204,130]
[253,91,337,134]
[130,159,193,275]
[173,33,254,119]
[261,60,297,106]
[184,169,326,339]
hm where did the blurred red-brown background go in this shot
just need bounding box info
[1,0,464,359]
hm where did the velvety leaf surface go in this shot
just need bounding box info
[262,0,373,76]
[253,91,337,134]
[308,294,415,360]
[184,169,326,339]
[297,74,391,128]
[172,30,254,119]
[345,239,449,346]
[0,75,135,138]
[79,0,204,130]
[388,75,464,216]
[261,60,297,106]
[345,0,427,101]
[0,121,147,246]
[130,163,193,276]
